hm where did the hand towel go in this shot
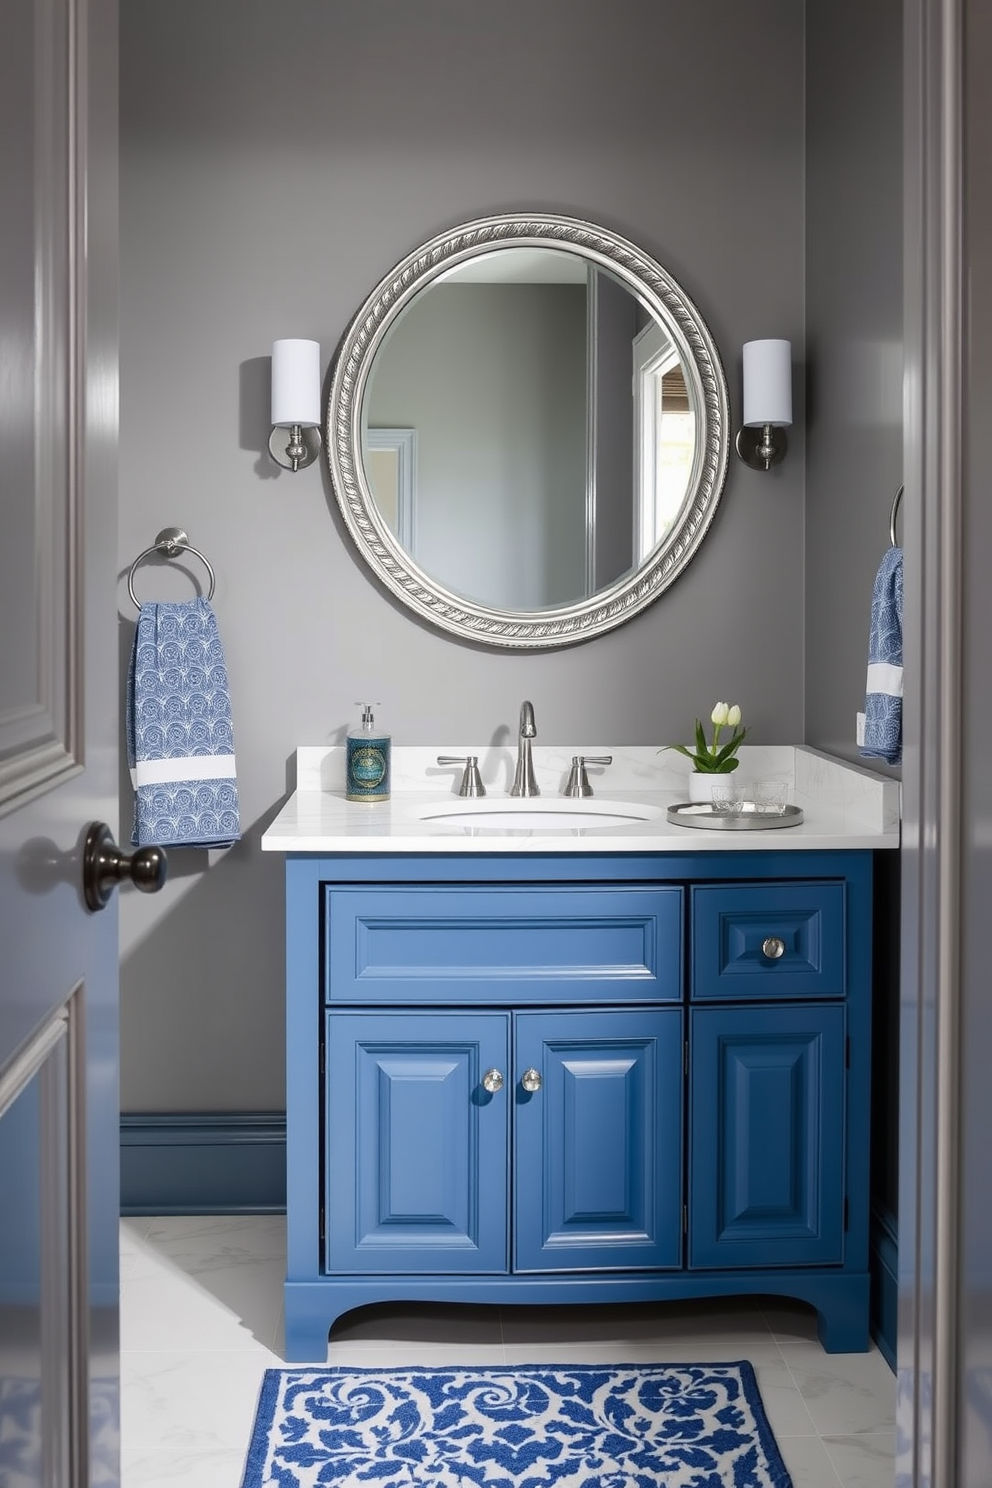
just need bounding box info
[858,545,904,765]
[126,597,241,848]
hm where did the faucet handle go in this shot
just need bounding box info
[563,755,613,798]
[436,755,486,798]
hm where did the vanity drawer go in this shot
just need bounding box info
[323,884,682,1005]
[690,882,845,1001]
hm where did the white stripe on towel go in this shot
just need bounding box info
[132,754,238,788]
[866,661,903,697]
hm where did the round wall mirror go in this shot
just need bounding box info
[327,214,729,648]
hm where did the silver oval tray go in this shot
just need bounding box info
[667,802,804,831]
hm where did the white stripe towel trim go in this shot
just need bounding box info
[866,661,903,697]
[133,754,238,788]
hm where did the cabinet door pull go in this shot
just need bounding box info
[520,1067,542,1093]
[482,1068,505,1094]
[762,935,787,960]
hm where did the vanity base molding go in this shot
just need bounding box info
[281,851,875,1364]
[284,1272,870,1364]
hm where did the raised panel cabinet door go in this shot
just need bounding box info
[513,1009,683,1271]
[689,1005,846,1268]
[325,1012,509,1273]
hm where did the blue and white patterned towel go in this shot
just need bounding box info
[858,545,904,765]
[126,598,241,848]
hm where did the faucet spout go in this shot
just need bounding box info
[510,700,539,797]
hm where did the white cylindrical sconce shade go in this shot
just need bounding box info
[271,339,321,427]
[742,339,792,428]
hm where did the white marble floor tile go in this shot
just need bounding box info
[822,1431,898,1486]
[272,1298,286,1361]
[121,1265,282,1354]
[178,1258,285,1349]
[122,1446,250,1488]
[121,1347,276,1451]
[762,1297,822,1343]
[122,1224,284,1351]
[747,1356,820,1440]
[119,1217,154,1284]
[143,1213,287,1268]
[779,1340,896,1436]
[772,1433,846,1488]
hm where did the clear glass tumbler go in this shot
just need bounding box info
[753,779,789,815]
[711,776,746,815]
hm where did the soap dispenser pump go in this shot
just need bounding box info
[346,702,391,802]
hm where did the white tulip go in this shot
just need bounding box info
[711,702,729,727]
[727,704,742,728]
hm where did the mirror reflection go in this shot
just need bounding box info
[360,248,696,612]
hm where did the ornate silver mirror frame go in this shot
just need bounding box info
[326,213,730,648]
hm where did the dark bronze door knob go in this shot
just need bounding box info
[82,821,168,912]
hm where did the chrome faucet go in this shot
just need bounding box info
[510,700,539,797]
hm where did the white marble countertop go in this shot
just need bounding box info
[260,745,900,854]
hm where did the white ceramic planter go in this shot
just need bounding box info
[687,771,737,803]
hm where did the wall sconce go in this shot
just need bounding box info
[735,338,792,471]
[268,338,322,472]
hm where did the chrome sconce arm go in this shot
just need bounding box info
[268,421,321,473]
[735,421,788,471]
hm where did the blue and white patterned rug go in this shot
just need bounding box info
[240,1362,792,1487]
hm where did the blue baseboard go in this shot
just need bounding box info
[120,1112,286,1215]
[869,1203,898,1371]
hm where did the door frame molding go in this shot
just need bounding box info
[900,0,965,1482]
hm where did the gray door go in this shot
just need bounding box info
[0,0,128,1483]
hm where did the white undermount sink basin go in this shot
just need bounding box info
[416,798,663,831]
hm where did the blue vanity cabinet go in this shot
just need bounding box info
[687,880,854,1270]
[324,1007,684,1278]
[688,1004,847,1268]
[282,850,875,1362]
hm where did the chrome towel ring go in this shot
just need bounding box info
[127,527,216,610]
[889,484,904,547]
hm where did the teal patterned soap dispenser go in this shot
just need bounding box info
[346,703,391,802]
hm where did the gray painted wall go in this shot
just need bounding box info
[118,0,806,1111]
[804,0,904,1230]
[804,0,904,764]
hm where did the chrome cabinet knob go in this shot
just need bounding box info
[482,1068,504,1094]
[520,1067,542,1093]
[82,821,168,912]
[762,936,787,960]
